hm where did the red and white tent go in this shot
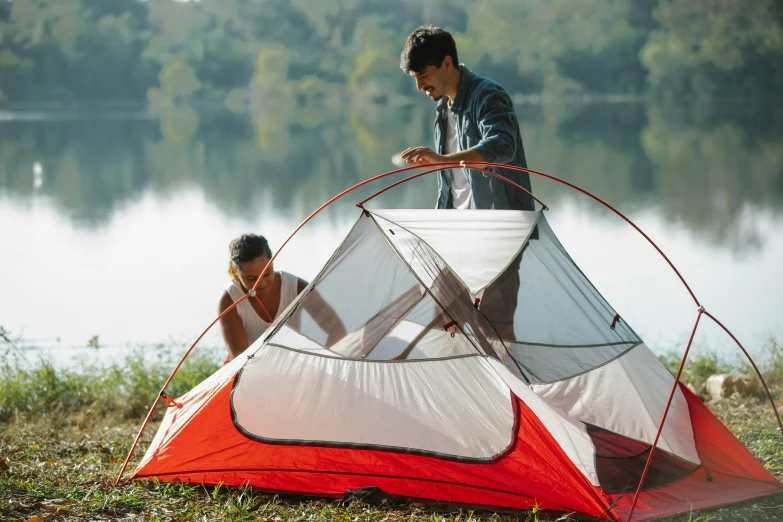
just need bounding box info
[127,207,782,521]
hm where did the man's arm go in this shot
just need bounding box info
[399,89,517,167]
[472,88,518,165]
[400,145,487,166]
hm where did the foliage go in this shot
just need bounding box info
[658,350,734,390]
[641,0,783,98]
[0,335,222,422]
[0,0,781,106]
[657,338,783,397]
[761,338,783,386]
[0,0,154,104]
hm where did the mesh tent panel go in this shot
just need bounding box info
[480,215,642,383]
[265,210,643,384]
[266,212,490,361]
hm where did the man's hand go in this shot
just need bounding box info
[400,146,445,166]
[399,147,488,168]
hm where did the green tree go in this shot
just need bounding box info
[641,0,783,97]
[460,0,642,95]
[1,0,782,104]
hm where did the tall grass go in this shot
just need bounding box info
[0,336,222,422]
[2,325,782,424]
[657,338,783,394]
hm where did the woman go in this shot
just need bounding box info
[218,233,306,362]
[218,233,345,362]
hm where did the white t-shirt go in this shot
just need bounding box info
[445,107,472,209]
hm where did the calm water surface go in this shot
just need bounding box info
[1,101,781,366]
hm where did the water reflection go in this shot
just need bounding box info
[522,101,783,255]
[0,100,781,361]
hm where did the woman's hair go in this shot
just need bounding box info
[400,26,458,74]
[227,234,273,281]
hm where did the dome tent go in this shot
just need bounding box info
[118,163,783,521]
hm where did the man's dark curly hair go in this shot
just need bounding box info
[228,234,273,278]
[400,26,459,74]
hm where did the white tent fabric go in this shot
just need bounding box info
[233,347,515,460]
[240,208,696,465]
[532,344,700,465]
[488,358,600,485]
[268,211,507,362]
[373,209,539,295]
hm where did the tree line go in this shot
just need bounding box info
[1,0,781,106]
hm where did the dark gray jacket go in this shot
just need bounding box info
[434,66,534,210]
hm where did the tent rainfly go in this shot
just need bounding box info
[123,202,782,521]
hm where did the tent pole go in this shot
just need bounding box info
[703,311,783,434]
[626,310,703,522]
[356,164,548,210]
[481,163,702,308]
[114,292,251,485]
[115,162,464,485]
[114,394,162,486]
[118,159,778,509]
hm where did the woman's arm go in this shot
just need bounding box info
[296,278,347,348]
[218,291,249,359]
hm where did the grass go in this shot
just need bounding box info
[0,337,222,423]
[657,338,783,398]
[1,330,782,521]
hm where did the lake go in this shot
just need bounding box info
[1,100,782,367]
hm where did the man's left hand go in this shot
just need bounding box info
[400,146,446,165]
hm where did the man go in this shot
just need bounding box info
[398,26,534,344]
[399,26,534,211]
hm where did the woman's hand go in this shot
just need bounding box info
[325,323,348,349]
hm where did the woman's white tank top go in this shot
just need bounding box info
[225,271,299,345]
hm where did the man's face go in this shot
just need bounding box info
[410,58,450,102]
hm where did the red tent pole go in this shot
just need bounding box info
[115,162,462,484]
[703,311,783,434]
[117,160,779,497]
[114,293,250,485]
[356,163,549,210]
[115,160,698,485]
[626,310,704,522]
